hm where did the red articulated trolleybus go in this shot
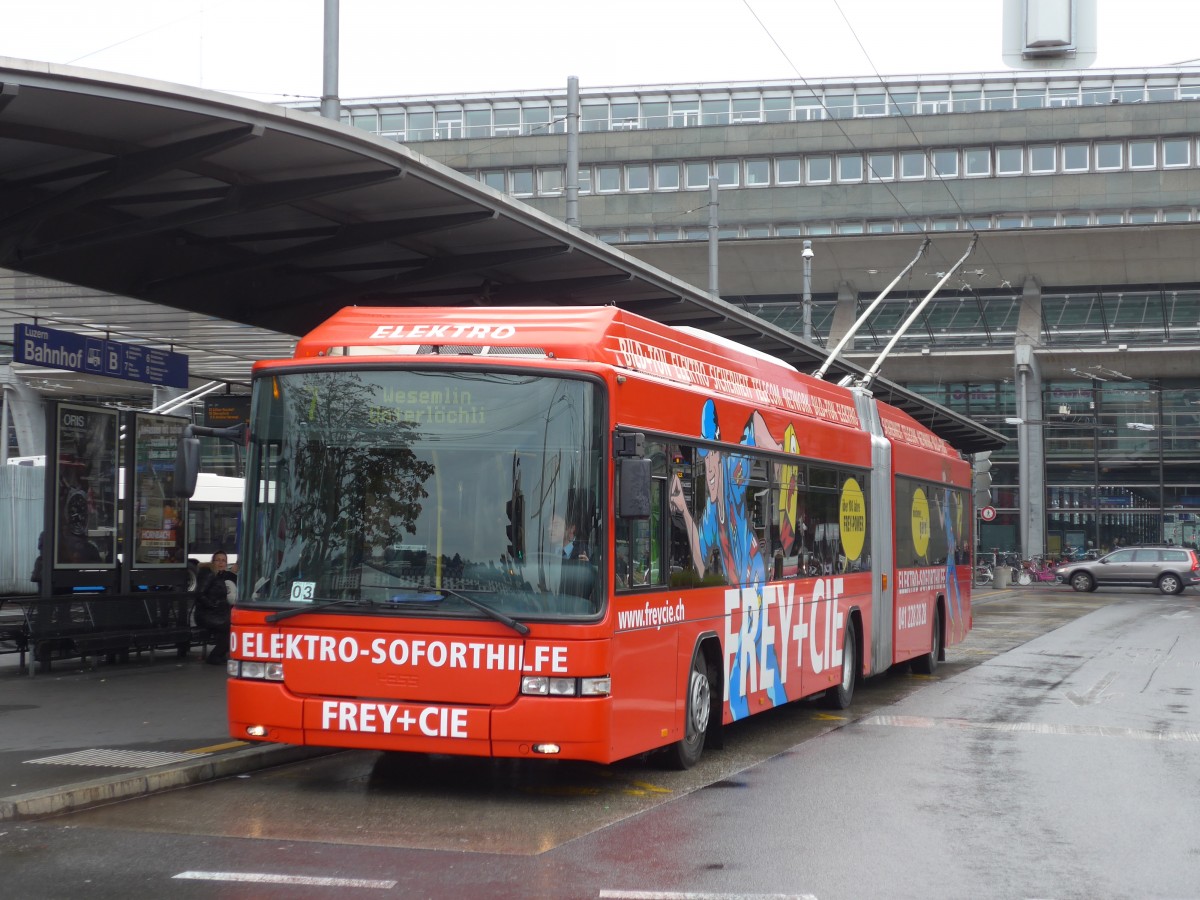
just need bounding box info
[220,306,972,767]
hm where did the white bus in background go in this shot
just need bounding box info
[2,456,242,592]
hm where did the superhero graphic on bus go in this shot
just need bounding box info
[940,474,965,643]
[669,398,787,719]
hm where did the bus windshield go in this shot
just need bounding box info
[241,368,605,621]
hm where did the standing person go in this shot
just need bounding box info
[195,550,236,665]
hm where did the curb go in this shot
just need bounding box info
[0,743,337,822]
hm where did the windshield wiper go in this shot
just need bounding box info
[264,597,378,624]
[438,587,529,636]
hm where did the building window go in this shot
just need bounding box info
[538,167,563,195]
[1062,143,1089,172]
[996,216,1024,229]
[493,108,520,135]
[746,159,771,185]
[578,169,592,194]
[655,162,681,190]
[464,109,490,138]
[868,221,895,233]
[1163,139,1190,167]
[776,225,803,237]
[867,152,894,181]
[625,229,650,243]
[900,151,926,179]
[931,218,958,231]
[1029,145,1056,174]
[523,105,551,134]
[510,169,534,196]
[625,164,650,192]
[670,101,699,128]
[996,146,1023,175]
[807,156,832,184]
[596,165,621,193]
[1062,213,1091,226]
[642,101,669,130]
[776,158,801,184]
[1028,214,1057,227]
[611,102,639,129]
[701,98,729,126]
[1128,140,1156,169]
[379,112,405,138]
[763,97,791,122]
[1095,212,1124,225]
[407,112,434,141]
[436,112,463,140]
[685,162,711,189]
[837,222,865,234]
[350,110,378,131]
[807,223,834,235]
[931,149,958,178]
[731,98,762,123]
[745,225,771,237]
[685,228,708,240]
[716,160,740,187]
[964,148,991,176]
[837,154,864,182]
[1095,142,1123,170]
[1162,209,1192,222]
[655,227,681,241]
[1128,211,1157,224]
[483,170,506,192]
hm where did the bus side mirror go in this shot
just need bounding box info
[174,436,201,498]
[618,457,651,519]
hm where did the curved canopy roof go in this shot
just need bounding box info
[0,57,1003,452]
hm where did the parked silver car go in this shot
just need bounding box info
[1056,546,1200,594]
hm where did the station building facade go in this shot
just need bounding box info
[320,66,1200,557]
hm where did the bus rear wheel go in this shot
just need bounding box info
[823,619,858,709]
[665,649,713,770]
[911,607,942,675]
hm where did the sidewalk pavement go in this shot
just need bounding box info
[0,645,326,822]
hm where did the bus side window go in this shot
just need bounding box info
[615,445,666,590]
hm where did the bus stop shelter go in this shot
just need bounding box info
[0,56,1003,455]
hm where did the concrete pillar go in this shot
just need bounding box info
[826,282,859,348]
[0,366,45,458]
[1014,276,1045,559]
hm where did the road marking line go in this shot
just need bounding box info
[187,740,248,754]
[860,714,1200,742]
[600,892,817,899]
[174,871,396,889]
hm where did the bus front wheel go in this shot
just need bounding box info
[665,649,713,770]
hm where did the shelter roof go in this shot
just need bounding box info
[0,58,1003,452]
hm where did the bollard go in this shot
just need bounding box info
[993,566,1011,589]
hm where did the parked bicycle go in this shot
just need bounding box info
[1016,555,1061,585]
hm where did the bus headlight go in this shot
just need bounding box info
[228,660,285,681]
[520,675,609,697]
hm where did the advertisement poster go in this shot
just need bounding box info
[53,403,119,569]
[132,413,188,567]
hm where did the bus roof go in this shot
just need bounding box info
[271,305,886,434]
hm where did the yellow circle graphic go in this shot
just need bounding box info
[911,488,931,559]
[839,478,866,561]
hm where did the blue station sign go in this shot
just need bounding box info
[14,323,188,388]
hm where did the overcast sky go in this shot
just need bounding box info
[2,1,1198,102]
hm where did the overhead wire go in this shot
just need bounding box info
[740,0,1015,288]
